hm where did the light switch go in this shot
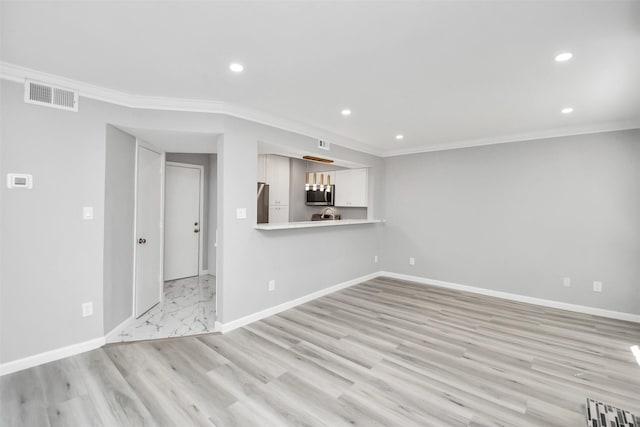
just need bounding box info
[236,208,247,219]
[83,207,94,220]
[7,173,33,189]
[82,302,93,317]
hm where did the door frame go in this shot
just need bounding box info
[132,139,166,315]
[165,161,205,277]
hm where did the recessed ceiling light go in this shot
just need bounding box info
[395,134,404,140]
[229,63,244,72]
[555,52,573,62]
[561,107,574,114]
[341,109,351,116]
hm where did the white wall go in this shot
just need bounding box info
[3,72,638,369]
[0,79,383,364]
[103,125,136,333]
[382,129,640,315]
[217,116,385,323]
[2,82,120,363]
[0,80,224,363]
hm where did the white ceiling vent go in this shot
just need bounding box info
[24,80,78,112]
[318,139,330,150]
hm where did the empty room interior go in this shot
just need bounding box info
[1,1,639,426]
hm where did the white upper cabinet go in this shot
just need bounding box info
[265,155,290,207]
[335,168,368,207]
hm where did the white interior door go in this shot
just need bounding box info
[164,164,201,281]
[134,144,163,317]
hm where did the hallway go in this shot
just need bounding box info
[108,275,216,343]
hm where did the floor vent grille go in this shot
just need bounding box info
[586,398,637,426]
[24,80,78,112]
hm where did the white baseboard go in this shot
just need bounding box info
[105,315,135,342]
[2,314,135,376]
[0,337,106,376]
[216,271,383,333]
[380,272,640,324]
[200,270,209,276]
[5,270,636,377]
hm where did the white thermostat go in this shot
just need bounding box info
[7,173,33,189]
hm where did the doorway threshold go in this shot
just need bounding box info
[108,275,217,343]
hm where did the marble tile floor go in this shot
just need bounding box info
[108,275,216,343]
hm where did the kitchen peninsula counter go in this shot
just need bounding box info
[255,219,382,231]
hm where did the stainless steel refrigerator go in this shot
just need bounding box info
[257,182,269,223]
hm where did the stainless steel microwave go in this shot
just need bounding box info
[305,185,335,206]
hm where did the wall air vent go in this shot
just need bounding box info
[24,80,78,112]
[318,139,330,150]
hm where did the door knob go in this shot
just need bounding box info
[194,229,200,233]
[138,238,147,244]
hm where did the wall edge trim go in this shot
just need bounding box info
[380,272,640,323]
[0,61,384,157]
[4,61,635,158]
[216,271,383,333]
[383,124,640,157]
[0,337,106,376]
[3,270,638,376]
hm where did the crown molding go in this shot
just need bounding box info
[0,61,226,113]
[0,61,385,157]
[2,61,637,159]
[383,121,640,157]
[222,101,384,156]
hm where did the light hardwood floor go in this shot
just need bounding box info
[2,276,640,426]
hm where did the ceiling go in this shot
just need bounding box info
[2,1,639,156]
[117,127,218,153]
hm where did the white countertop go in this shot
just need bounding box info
[255,219,382,230]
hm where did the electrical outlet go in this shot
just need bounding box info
[563,277,571,287]
[409,257,415,266]
[374,255,378,263]
[82,302,93,317]
[236,208,247,219]
[593,281,603,292]
[268,279,275,291]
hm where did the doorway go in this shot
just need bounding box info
[104,127,219,343]
[115,152,217,342]
[164,162,204,280]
